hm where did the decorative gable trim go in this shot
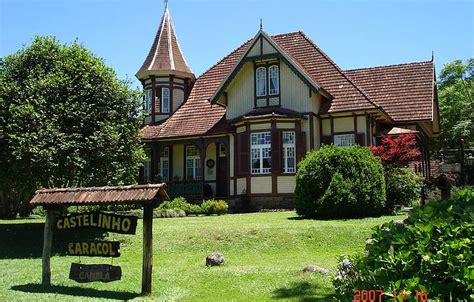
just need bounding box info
[209,30,332,105]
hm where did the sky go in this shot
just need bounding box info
[1,0,473,88]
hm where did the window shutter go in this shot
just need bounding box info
[321,135,332,145]
[296,132,307,162]
[271,130,282,173]
[356,133,366,146]
[236,132,249,176]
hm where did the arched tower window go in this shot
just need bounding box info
[162,87,170,113]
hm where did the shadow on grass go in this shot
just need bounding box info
[11,283,139,300]
[272,281,333,302]
[0,222,106,259]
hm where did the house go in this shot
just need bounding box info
[136,4,440,210]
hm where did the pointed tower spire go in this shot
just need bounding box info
[136,3,194,80]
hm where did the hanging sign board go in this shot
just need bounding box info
[67,241,121,257]
[56,212,137,234]
[69,263,122,283]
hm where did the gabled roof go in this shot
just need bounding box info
[140,31,435,140]
[136,4,194,80]
[345,61,435,121]
[30,184,169,206]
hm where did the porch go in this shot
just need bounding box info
[141,136,231,200]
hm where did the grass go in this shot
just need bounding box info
[0,211,406,301]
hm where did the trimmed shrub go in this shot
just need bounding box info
[333,188,474,301]
[385,167,423,212]
[295,145,386,218]
[158,197,201,216]
[201,199,228,215]
[154,208,186,218]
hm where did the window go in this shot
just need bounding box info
[186,145,201,180]
[268,65,279,95]
[162,87,170,113]
[143,158,151,183]
[283,131,296,173]
[145,89,152,113]
[256,67,267,97]
[334,134,355,147]
[157,147,169,182]
[251,132,271,174]
[219,144,226,157]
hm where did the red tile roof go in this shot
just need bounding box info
[141,32,435,140]
[30,184,169,206]
[141,39,252,140]
[345,61,435,121]
[272,32,377,113]
[136,5,194,80]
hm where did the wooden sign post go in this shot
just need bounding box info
[142,204,153,294]
[30,184,169,296]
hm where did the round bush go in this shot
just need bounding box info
[385,167,422,212]
[333,188,473,300]
[295,145,386,218]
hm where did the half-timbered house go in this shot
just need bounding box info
[137,4,440,210]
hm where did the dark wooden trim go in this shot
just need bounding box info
[330,116,334,142]
[333,131,355,135]
[365,113,370,145]
[271,120,278,194]
[245,122,251,195]
[233,132,237,197]
[169,75,174,113]
[353,113,358,138]
[318,116,322,148]
[309,114,314,149]
[151,76,156,123]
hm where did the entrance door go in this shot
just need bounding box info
[216,143,228,197]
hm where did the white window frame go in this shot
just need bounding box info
[268,65,279,95]
[144,158,151,183]
[158,147,169,182]
[186,145,201,180]
[251,132,272,174]
[256,66,267,97]
[334,133,355,147]
[283,131,296,173]
[161,87,170,113]
[145,89,152,113]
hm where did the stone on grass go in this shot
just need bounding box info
[303,265,329,275]
[206,252,224,266]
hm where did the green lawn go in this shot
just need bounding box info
[0,212,406,301]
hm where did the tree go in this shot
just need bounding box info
[370,134,421,167]
[438,59,473,148]
[0,36,145,218]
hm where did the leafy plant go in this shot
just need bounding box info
[0,36,145,218]
[201,199,228,215]
[295,145,386,218]
[333,188,474,301]
[370,134,421,167]
[158,197,202,216]
[385,167,423,212]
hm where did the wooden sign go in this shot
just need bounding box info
[67,241,121,257]
[56,212,137,234]
[69,263,122,283]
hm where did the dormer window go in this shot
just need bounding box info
[254,62,280,108]
[162,87,170,113]
[256,67,267,97]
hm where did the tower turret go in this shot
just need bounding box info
[136,3,195,124]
